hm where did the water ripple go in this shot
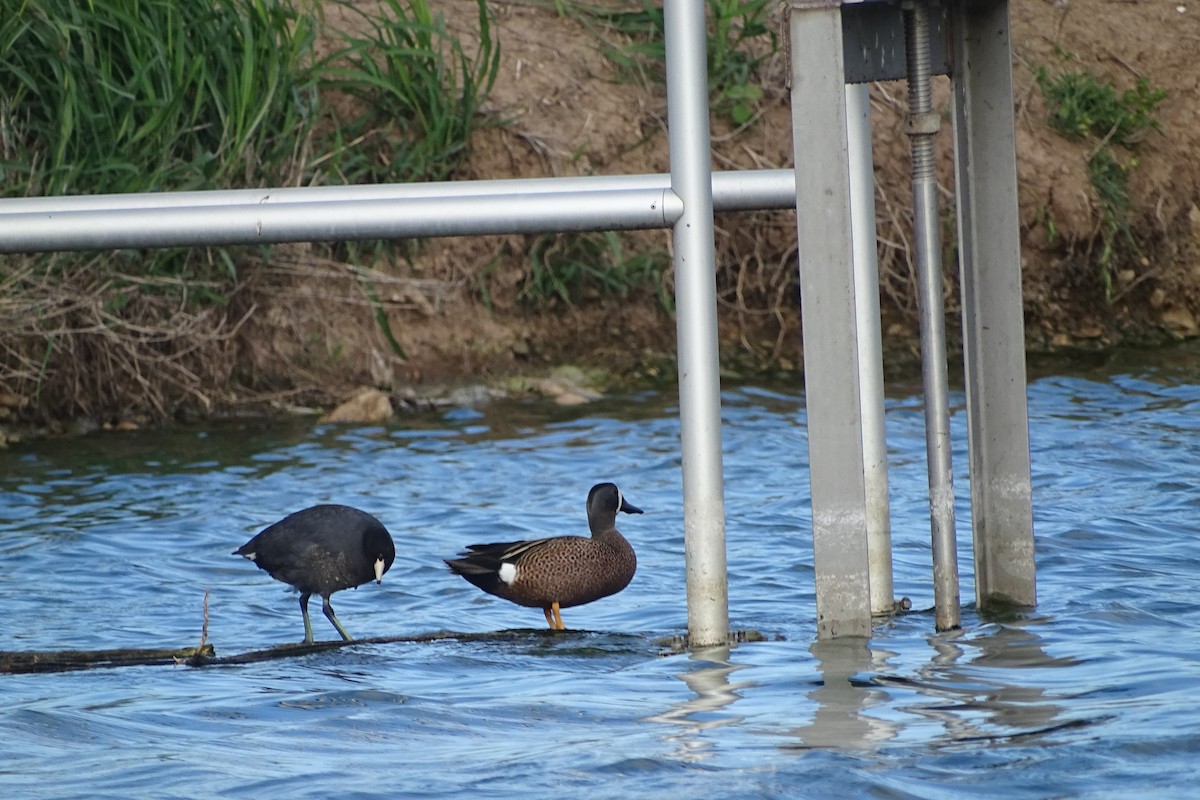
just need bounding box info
[6,346,1200,796]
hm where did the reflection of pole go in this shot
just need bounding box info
[846,82,895,616]
[648,646,748,763]
[903,1,960,632]
[663,0,729,648]
[788,638,897,749]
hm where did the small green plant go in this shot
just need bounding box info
[566,0,777,126]
[706,0,773,125]
[1086,148,1136,299]
[1034,52,1166,302]
[1035,66,1166,147]
[520,231,672,312]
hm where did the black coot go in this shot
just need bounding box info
[233,504,396,642]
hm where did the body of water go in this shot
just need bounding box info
[3,346,1200,798]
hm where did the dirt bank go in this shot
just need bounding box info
[238,0,1198,400]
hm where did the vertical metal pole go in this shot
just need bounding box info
[903,0,961,631]
[664,0,729,647]
[788,1,873,640]
[847,82,895,616]
[950,0,1037,608]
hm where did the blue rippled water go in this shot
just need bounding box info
[4,345,1200,798]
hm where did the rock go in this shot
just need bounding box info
[554,391,592,406]
[1162,307,1199,337]
[320,388,394,424]
[69,418,101,436]
[549,365,587,386]
[445,385,506,407]
[532,377,602,403]
[0,391,27,410]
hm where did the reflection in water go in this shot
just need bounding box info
[647,645,751,763]
[881,620,1077,743]
[785,638,898,750]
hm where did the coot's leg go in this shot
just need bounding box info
[299,592,315,643]
[322,595,353,641]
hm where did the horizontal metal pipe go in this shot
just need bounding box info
[0,169,796,216]
[0,188,686,253]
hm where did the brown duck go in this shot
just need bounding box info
[445,482,642,630]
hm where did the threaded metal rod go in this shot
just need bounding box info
[904,0,961,632]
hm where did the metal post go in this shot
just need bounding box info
[904,0,961,631]
[949,0,1037,608]
[847,82,895,616]
[788,0,872,640]
[664,0,729,647]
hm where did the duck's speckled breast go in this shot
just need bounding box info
[504,532,636,609]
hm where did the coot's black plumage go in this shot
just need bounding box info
[233,504,396,643]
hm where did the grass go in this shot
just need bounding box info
[564,0,778,126]
[1086,148,1136,300]
[1034,51,1167,301]
[315,0,500,187]
[0,0,499,198]
[0,0,498,422]
[310,0,501,304]
[0,0,318,297]
[520,231,673,313]
[0,0,316,199]
[1035,59,1166,147]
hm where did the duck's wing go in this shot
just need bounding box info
[449,537,558,570]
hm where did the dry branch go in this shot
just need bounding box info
[0,254,251,422]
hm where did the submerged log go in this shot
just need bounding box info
[0,591,673,674]
[185,631,446,667]
[0,629,584,674]
[0,645,217,674]
[184,629,575,666]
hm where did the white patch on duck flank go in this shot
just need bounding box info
[498,562,519,585]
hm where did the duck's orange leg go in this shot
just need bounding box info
[543,606,556,628]
[550,601,565,631]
